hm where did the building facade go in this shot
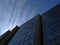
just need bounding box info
[42,4,60,45]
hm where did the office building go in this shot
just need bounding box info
[42,3,60,45]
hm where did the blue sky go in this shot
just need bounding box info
[0,0,60,35]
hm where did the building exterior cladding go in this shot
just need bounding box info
[8,15,42,45]
[42,4,60,45]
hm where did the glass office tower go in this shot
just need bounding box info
[42,4,60,45]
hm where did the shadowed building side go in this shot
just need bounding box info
[0,26,19,45]
[42,3,60,45]
[33,14,43,45]
[0,30,10,42]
